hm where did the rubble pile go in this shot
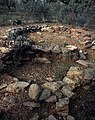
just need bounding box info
[0,40,88,72]
[0,65,95,120]
[0,24,95,120]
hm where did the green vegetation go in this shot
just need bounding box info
[0,0,95,28]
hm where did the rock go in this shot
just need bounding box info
[53,26,60,31]
[28,84,41,100]
[30,113,39,120]
[23,101,40,108]
[92,45,95,50]
[56,81,64,86]
[6,82,29,93]
[36,32,42,35]
[67,66,83,80]
[0,40,4,47]
[66,45,77,51]
[11,19,22,26]
[44,44,54,52]
[35,57,51,64]
[62,47,80,60]
[85,44,93,49]
[56,98,69,116]
[13,77,19,82]
[92,40,95,45]
[67,115,75,120]
[52,45,61,54]
[42,82,62,93]
[1,35,8,40]
[41,26,50,32]
[39,89,51,101]
[63,77,75,89]
[48,115,57,120]
[55,91,63,99]
[76,60,94,67]
[46,95,57,102]
[57,108,69,117]
[56,98,69,108]
[79,50,87,60]
[83,68,95,84]
[62,45,80,60]
[61,86,74,98]
[46,77,54,82]
[38,40,45,43]
[0,47,10,53]
[0,84,7,90]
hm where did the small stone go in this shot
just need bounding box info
[63,84,74,91]
[0,40,4,47]
[48,115,57,120]
[6,82,29,93]
[56,81,64,86]
[79,50,87,60]
[55,91,63,99]
[42,82,62,93]
[39,89,51,101]
[67,66,83,80]
[92,40,95,45]
[62,47,79,60]
[30,113,39,120]
[83,85,90,90]
[57,108,69,117]
[66,45,77,51]
[56,100,69,116]
[0,84,7,90]
[83,68,95,84]
[52,45,61,54]
[85,44,93,49]
[76,60,94,67]
[92,45,95,50]
[23,101,40,108]
[46,95,57,102]
[61,86,74,98]
[28,84,41,100]
[46,77,54,82]
[44,44,54,52]
[35,57,51,64]
[13,77,19,82]
[36,32,42,35]
[63,77,75,89]
[0,47,10,53]
[67,115,75,120]
[56,98,69,108]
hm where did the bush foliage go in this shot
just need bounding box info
[0,0,95,27]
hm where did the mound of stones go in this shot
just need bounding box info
[0,39,89,73]
[1,65,94,120]
[0,40,88,71]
